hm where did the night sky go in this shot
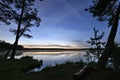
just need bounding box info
[0,0,120,47]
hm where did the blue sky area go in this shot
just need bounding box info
[0,0,120,47]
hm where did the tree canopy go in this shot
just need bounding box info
[0,0,15,25]
[86,0,119,26]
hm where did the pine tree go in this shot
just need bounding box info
[87,0,120,68]
[85,28,105,62]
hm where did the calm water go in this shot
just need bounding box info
[15,50,86,71]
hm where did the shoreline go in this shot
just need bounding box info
[0,49,86,56]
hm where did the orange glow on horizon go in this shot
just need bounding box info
[23,45,87,49]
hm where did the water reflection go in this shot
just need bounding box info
[15,51,86,70]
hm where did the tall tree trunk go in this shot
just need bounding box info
[10,0,25,59]
[97,4,120,68]
[5,16,30,59]
[5,30,22,58]
[10,40,18,59]
[5,43,14,58]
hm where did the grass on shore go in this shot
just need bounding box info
[27,61,85,80]
[0,55,120,80]
[26,62,120,80]
[0,56,41,80]
[0,55,85,80]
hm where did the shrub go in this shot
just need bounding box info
[110,43,120,71]
[84,28,105,62]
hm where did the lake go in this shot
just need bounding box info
[14,50,86,71]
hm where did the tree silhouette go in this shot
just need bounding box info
[0,0,15,25]
[4,0,41,59]
[85,28,105,62]
[86,0,120,68]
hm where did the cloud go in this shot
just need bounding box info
[70,40,89,48]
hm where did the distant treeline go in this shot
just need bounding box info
[23,48,89,51]
[0,40,24,51]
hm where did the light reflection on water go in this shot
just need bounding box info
[15,51,86,71]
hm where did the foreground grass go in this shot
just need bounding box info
[26,62,120,80]
[0,56,120,80]
[0,55,85,80]
[0,56,41,80]
[27,61,85,80]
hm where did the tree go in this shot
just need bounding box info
[86,0,120,68]
[85,28,105,62]
[4,0,41,59]
[0,0,15,25]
